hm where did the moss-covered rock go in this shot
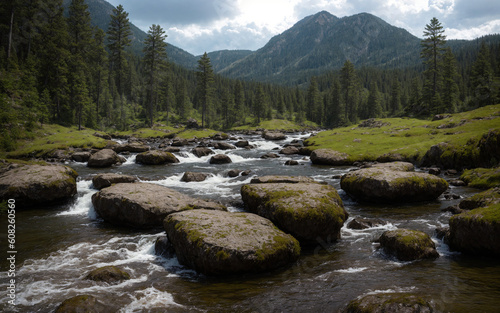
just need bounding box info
[263,131,286,141]
[310,148,350,166]
[447,203,500,256]
[0,163,77,207]
[85,266,131,284]
[55,295,111,313]
[91,183,225,228]
[136,150,179,165]
[367,161,415,172]
[241,182,347,245]
[164,209,300,275]
[250,175,316,184]
[458,187,500,211]
[209,154,232,164]
[192,147,214,157]
[342,293,436,313]
[340,167,448,203]
[460,167,500,189]
[113,142,150,153]
[92,173,137,190]
[378,229,439,261]
[181,172,210,182]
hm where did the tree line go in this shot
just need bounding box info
[1,1,499,151]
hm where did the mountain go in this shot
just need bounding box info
[63,0,198,69]
[204,50,254,72]
[219,11,422,84]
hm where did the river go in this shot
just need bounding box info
[1,132,499,312]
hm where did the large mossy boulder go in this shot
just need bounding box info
[310,149,350,166]
[250,175,316,184]
[91,183,225,228]
[447,190,500,256]
[92,173,137,190]
[55,295,110,313]
[342,293,436,313]
[0,163,77,207]
[85,266,131,284]
[367,161,415,172]
[263,132,286,141]
[114,142,150,153]
[164,209,300,275]
[378,229,439,261]
[241,182,347,245]
[340,167,448,203]
[136,150,179,165]
[88,149,123,168]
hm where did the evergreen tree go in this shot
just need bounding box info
[89,28,108,122]
[233,80,245,124]
[107,4,131,98]
[326,79,344,127]
[196,52,214,128]
[441,48,459,112]
[143,24,167,127]
[390,78,401,115]
[421,17,446,113]
[254,85,266,124]
[221,88,235,129]
[367,82,383,118]
[340,60,359,123]
[306,77,322,124]
[175,78,190,121]
[471,41,495,107]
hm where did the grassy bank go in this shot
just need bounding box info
[231,119,319,132]
[305,104,500,164]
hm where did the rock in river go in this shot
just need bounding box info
[209,154,232,164]
[340,167,448,203]
[88,149,124,168]
[85,265,131,284]
[92,173,137,190]
[136,150,179,165]
[55,295,110,313]
[241,182,348,245]
[310,149,350,166]
[92,183,225,228]
[342,293,436,313]
[378,229,439,261]
[263,132,286,141]
[0,163,77,207]
[164,209,300,275]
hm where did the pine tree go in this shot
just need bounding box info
[221,88,235,129]
[340,60,359,123]
[233,80,245,124]
[326,78,344,127]
[143,24,167,127]
[421,17,446,113]
[471,41,495,107]
[89,28,108,122]
[306,77,322,124]
[441,48,459,112]
[196,52,215,128]
[367,82,382,118]
[390,78,401,115]
[107,4,131,98]
[254,85,266,124]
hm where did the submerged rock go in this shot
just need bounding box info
[92,183,225,228]
[342,293,436,313]
[88,149,124,168]
[164,209,300,275]
[241,182,347,245]
[340,167,448,203]
[378,229,439,261]
[92,173,137,190]
[181,172,210,182]
[85,266,131,284]
[310,149,350,166]
[347,218,386,230]
[55,295,110,313]
[0,163,77,207]
[136,150,179,165]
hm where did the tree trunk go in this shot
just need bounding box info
[8,9,14,59]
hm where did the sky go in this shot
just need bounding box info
[106,0,500,56]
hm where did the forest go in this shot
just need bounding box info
[1,0,499,151]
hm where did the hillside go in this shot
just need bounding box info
[219,11,422,84]
[205,50,254,72]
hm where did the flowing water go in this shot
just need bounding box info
[1,133,499,312]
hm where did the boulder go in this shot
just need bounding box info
[367,161,415,172]
[88,149,123,168]
[280,146,300,155]
[227,169,242,178]
[209,154,232,164]
[154,236,175,258]
[310,149,350,166]
[235,140,250,147]
[285,160,299,166]
[347,218,386,230]
[55,295,109,313]
[342,293,436,313]
[458,187,500,211]
[263,132,286,141]
[0,163,77,207]
[136,150,179,165]
[250,175,315,184]
[71,151,91,162]
[241,182,348,245]
[261,153,280,159]
[212,133,229,140]
[213,142,236,150]
[114,142,150,153]
[164,209,300,275]
[181,172,210,182]
[85,266,131,284]
[192,147,215,158]
[171,138,189,146]
[378,229,439,261]
[340,168,448,203]
[92,173,137,190]
[186,118,199,129]
[91,183,225,228]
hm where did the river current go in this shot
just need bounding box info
[1,132,499,312]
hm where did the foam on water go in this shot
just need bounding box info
[120,287,184,312]
[57,180,96,217]
[335,267,369,273]
[122,154,137,165]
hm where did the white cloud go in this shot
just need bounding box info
[447,19,500,39]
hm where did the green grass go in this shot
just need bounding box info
[174,128,220,140]
[3,124,108,159]
[305,104,500,163]
[460,167,500,189]
[231,119,318,132]
[110,126,176,139]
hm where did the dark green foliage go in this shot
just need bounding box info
[196,53,215,128]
